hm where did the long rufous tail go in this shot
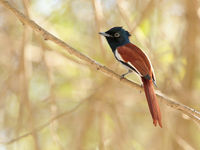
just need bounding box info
[142,78,162,127]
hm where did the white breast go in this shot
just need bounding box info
[114,49,123,61]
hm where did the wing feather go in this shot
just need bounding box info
[117,43,153,78]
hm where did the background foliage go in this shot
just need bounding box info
[0,0,200,150]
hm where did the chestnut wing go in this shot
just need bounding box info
[117,43,152,78]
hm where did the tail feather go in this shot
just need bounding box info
[142,78,162,127]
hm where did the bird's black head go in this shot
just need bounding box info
[99,27,131,51]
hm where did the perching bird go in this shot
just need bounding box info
[99,27,162,127]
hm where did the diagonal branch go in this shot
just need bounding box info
[0,97,89,145]
[0,0,200,130]
[117,0,155,34]
[0,79,109,145]
[130,0,155,34]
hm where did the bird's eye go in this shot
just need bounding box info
[114,33,120,37]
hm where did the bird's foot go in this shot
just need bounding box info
[120,70,132,80]
[120,74,125,80]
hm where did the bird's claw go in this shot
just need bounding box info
[120,75,125,80]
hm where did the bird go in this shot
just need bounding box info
[99,27,162,127]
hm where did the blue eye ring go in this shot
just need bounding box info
[114,32,120,37]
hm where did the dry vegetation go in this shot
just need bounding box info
[0,0,200,150]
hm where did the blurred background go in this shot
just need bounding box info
[0,0,200,149]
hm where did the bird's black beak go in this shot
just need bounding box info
[99,32,113,37]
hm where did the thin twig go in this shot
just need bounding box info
[116,0,133,30]
[41,37,64,150]
[20,0,41,150]
[0,79,110,145]
[0,0,200,130]
[0,98,89,145]
[117,0,155,34]
[169,128,196,150]
[130,0,155,34]
[92,0,106,57]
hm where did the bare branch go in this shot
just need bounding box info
[0,97,89,145]
[117,0,155,34]
[92,0,107,56]
[130,0,155,34]
[0,79,110,145]
[19,1,41,149]
[0,0,200,135]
